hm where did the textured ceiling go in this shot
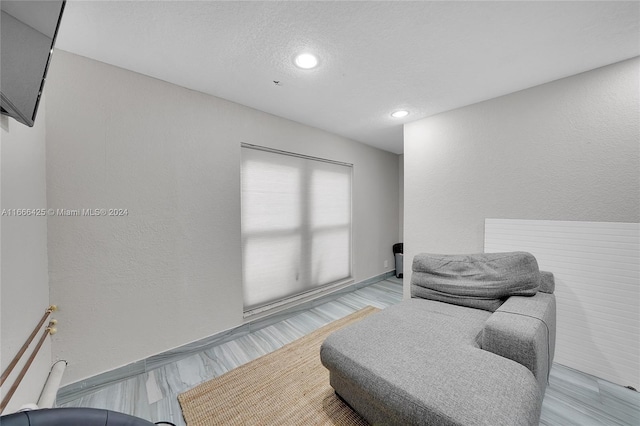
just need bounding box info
[55,1,640,154]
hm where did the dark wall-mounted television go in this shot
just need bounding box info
[1,0,65,127]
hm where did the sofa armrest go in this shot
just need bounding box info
[482,292,556,393]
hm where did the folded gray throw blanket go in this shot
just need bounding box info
[411,252,541,311]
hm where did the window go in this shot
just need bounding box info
[241,144,353,315]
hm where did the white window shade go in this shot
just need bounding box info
[241,145,353,314]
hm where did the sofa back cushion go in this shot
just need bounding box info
[539,271,555,294]
[411,252,540,311]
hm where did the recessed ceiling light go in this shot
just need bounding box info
[294,53,319,69]
[391,110,409,118]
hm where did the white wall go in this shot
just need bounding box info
[398,154,404,243]
[45,50,399,385]
[0,100,51,412]
[485,219,639,389]
[404,57,639,298]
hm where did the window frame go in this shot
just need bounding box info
[240,143,354,317]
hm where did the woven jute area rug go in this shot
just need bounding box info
[178,306,380,425]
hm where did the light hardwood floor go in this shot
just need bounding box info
[60,277,639,425]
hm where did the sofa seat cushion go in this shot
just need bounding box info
[411,252,541,312]
[321,299,542,426]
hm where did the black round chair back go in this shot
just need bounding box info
[0,408,156,426]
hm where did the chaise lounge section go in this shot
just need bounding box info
[320,252,556,426]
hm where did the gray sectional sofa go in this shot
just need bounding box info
[321,252,556,426]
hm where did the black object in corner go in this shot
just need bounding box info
[393,243,403,278]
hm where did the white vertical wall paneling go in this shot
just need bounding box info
[484,219,639,389]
